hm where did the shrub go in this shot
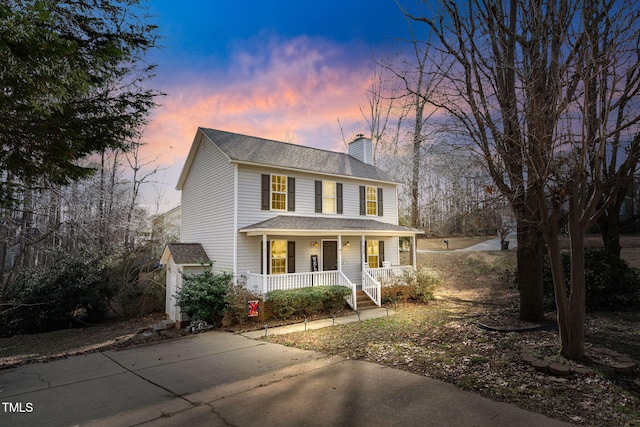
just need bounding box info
[266,286,351,319]
[175,267,234,326]
[542,248,640,311]
[224,281,261,325]
[402,268,439,303]
[2,249,112,335]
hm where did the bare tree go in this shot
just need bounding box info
[409,0,640,359]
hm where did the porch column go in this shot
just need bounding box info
[361,235,366,269]
[337,235,342,273]
[412,234,417,269]
[262,233,268,294]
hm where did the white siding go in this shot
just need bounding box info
[181,137,236,272]
[236,164,399,227]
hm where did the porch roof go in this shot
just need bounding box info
[239,215,422,237]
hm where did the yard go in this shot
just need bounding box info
[266,240,640,426]
[0,237,638,425]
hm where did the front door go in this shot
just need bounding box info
[322,241,338,271]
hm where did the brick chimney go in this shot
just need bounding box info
[347,134,373,165]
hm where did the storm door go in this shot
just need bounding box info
[322,240,338,271]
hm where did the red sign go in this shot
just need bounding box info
[248,300,259,317]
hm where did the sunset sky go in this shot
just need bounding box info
[140,0,420,211]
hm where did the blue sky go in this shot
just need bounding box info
[140,0,421,210]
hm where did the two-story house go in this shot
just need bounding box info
[161,128,421,323]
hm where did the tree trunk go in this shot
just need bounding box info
[516,218,545,322]
[564,219,587,360]
[598,201,623,257]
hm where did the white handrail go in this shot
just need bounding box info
[362,269,381,307]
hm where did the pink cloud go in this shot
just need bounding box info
[141,34,373,166]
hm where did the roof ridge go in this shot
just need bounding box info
[200,127,356,158]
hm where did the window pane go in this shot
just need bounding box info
[323,198,336,213]
[272,193,286,210]
[367,186,377,201]
[368,255,379,268]
[323,181,335,197]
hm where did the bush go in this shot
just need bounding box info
[543,248,640,311]
[175,267,234,326]
[266,286,351,319]
[2,249,112,335]
[224,282,261,325]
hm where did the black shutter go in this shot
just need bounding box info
[287,241,295,273]
[379,241,385,267]
[288,177,295,211]
[315,180,323,213]
[337,183,343,214]
[359,186,366,215]
[261,174,270,210]
[377,188,383,216]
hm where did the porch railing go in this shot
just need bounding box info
[246,270,357,310]
[367,265,414,285]
[362,269,381,307]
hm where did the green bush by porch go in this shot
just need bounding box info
[266,286,351,319]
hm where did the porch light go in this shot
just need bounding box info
[312,241,318,247]
[344,241,350,247]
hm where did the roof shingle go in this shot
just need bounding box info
[199,128,394,182]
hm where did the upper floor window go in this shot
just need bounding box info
[315,180,343,214]
[360,185,383,216]
[366,186,377,216]
[271,174,287,211]
[323,181,336,214]
[262,174,295,211]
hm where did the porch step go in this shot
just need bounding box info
[355,290,378,310]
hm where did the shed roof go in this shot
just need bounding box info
[160,243,209,265]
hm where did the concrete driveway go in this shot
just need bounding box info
[0,328,570,427]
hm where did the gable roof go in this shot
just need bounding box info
[160,243,209,265]
[177,128,395,190]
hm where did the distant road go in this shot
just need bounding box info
[418,235,518,252]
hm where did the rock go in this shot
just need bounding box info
[611,361,637,374]
[548,362,571,376]
[532,359,549,372]
[520,352,537,363]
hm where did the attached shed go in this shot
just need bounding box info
[160,243,210,324]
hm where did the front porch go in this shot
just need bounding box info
[239,215,422,312]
